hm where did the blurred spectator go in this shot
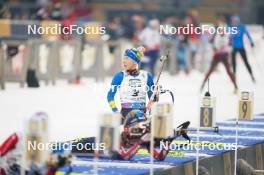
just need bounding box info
[175,19,189,74]
[68,0,93,21]
[176,35,189,74]
[36,7,49,20]
[132,15,146,42]
[198,27,213,73]
[120,15,134,39]
[106,16,123,41]
[60,2,74,19]
[36,0,49,7]
[105,16,123,53]
[61,18,75,40]
[139,19,161,76]
[50,2,62,20]
[185,10,201,69]
[160,16,177,41]
[160,16,177,72]
[0,6,11,19]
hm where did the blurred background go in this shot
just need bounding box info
[0,0,264,81]
[1,0,264,23]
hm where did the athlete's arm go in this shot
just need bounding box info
[244,25,254,46]
[152,147,170,161]
[118,143,141,160]
[146,140,171,161]
[147,72,154,99]
[117,131,151,160]
[147,135,176,161]
[107,72,124,112]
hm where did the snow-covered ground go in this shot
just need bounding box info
[1,34,264,144]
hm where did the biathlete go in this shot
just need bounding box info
[105,46,179,160]
[66,110,189,161]
[230,15,256,83]
[70,47,187,161]
[0,47,189,167]
[107,46,156,120]
[200,23,238,93]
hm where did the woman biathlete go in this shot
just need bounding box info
[200,23,238,93]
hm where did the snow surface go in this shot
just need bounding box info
[1,34,264,144]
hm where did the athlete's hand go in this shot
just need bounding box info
[251,43,255,48]
[112,107,119,113]
[146,100,154,112]
[153,93,159,102]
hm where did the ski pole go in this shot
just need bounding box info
[146,50,170,114]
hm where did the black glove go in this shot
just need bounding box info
[153,93,159,102]
[251,43,255,48]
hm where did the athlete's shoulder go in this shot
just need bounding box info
[139,70,154,83]
[139,70,148,74]
[139,70,150,78]
[111,71,124,84]
[139,70,152,75]
[114,71,124,77]
[238,24,246,30]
